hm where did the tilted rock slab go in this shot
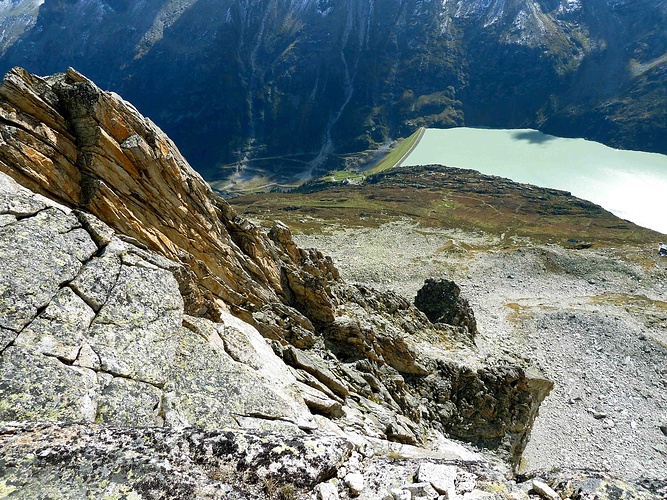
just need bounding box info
[0,422,352,499]
[0,172,314,430]
[0,67,552,466]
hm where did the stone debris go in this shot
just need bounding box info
[344,473,365,496]
[315,481,340,500]
[1,421,660,499]
[0,67,664,498]
[416,462,459,496]
[401,482,440,498]
[295,219,667,481]
[391,488,412,500]
[530,479,559,500]
[0,422,351,498]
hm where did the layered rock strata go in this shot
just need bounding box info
[0,67,551,472]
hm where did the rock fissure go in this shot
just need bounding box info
[73,344,85,363]
[51,248,103,311]
[0,113,34,136]
[123,252,176,272]
[100,371,166,392]
[12,301,50,335]
[116,235,150,251]
[40,345,165,394]
[92,361,166,392]
[58,221,84,236]
[0,114,73,162]
[0,335,17,356]
[66,284,102,315]
[84,258,124,316]
[42,351,77,367]
[10,206,51,221]
[73,211,114,249]
[232,412,314,431]
[90,304,182,330]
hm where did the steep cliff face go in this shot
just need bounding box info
[0,0,664,183]
[0,67,553,472]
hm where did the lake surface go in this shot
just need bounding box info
[402,128,667,235]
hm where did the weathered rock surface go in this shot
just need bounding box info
[290,216,667,482]
[0,67,554,467]
[2,421,662,499]
[517,469,667,500]
[0,67,580,496]
[0,167,548,464]
[415,278,477,337]
[0,170,314,431]
[0,422,353,499]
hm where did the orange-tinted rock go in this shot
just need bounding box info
[0,67,336,334]
[0,67,552,466]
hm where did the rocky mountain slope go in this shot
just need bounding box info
[0,66,590,498]
[232,162,667,489]
[0,0,665,187]
[0,0,42,55]
[1,66,663,499]
[0,68,664,500]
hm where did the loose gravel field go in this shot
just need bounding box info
[293,219,667,480]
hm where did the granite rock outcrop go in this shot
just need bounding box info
[0,67,569,495]
[0,172,314,431]
[2,421,663,499]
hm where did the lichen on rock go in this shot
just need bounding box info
[0,67,597,496]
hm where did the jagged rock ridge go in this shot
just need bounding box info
[0,66,665,498]
[0,65,554,468]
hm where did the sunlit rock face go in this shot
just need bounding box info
[0,65,664,500]
[0,67,552,470]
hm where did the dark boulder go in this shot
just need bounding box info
[414,278,477,336]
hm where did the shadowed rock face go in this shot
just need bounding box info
[1,0,666,183]
[415,278,478,336]
[0,67,552,469]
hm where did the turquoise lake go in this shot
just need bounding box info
[401,128,667,235]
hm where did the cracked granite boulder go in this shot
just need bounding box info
[0,67,552,470]
[0,171,314,430]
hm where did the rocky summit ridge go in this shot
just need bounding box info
[0,68,663,499]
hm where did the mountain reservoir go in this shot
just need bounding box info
[402,128,667,234]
